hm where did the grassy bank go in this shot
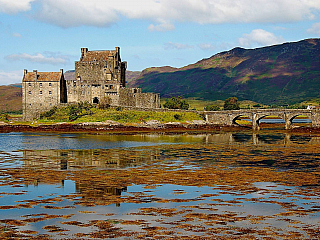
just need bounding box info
[37,105,203,124]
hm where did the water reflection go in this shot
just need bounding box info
[16,133,320,171]
[22,149,160,170]
[75,181,127,207]
[1,132,320,239]
[206,132,318,145]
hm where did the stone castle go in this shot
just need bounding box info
[22,47,160,120]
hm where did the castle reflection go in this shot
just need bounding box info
[21,133,320,170]
[22,148,160,170]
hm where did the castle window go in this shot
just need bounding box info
[110,85,113,89]
[40,91,42,95]
[49,91,52,95]
[28,91,31,95]
[40,103,42,106]
[49,83,51,87]
[28,83,31,87]
[39,83,42,87]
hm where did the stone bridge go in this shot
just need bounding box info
[204,109,320,130]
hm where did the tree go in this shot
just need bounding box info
[224,97,240,110]
[163,97,189,110]
[204,105,220,111]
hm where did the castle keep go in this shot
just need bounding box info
[23,47,160,120]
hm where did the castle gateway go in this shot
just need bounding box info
[23,47,160,120]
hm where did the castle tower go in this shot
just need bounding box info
[67,47,127,105]
[22,69,67,120]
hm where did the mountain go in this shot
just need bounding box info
[128,39,320,105]
[0,85,22,113]
[64,70,75,80]
[126,71,141,85]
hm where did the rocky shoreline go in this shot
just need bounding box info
[0,120,318,133]
[0,120,241,133]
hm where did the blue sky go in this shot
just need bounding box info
[1,0,320,85]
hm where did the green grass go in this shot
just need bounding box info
[38,106,204,124]
[161,98,268,111]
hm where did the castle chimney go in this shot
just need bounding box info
[60,69,63,74]
[33,70,37,81]
[116,46,120,56]
[24,69,27,76]
[81,48,88,60]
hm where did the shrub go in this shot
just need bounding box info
[204,105,220,111]
[116,106,123,111]
[1,113,10,121]
[163,97,189,110]
[174,114,182,120]
[40,106,57,118]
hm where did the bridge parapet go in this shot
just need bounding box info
[205,109,320,130]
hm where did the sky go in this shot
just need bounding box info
[1,0,320,85]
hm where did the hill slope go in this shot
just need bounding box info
[129,39,320,105]
[0,85,22,112]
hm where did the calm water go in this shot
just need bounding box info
[0,131,319,239]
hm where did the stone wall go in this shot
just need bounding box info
[118,88,160,109]
[75,61,123,83]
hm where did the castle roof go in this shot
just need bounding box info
[81,50,116,62]
[23,71,63,82]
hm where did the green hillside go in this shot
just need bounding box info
[129,39,320,105]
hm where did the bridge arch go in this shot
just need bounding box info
[232,114,253,127]
[287,113,312,128]
[253,113,286,130]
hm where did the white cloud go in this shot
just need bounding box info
[238,29,285,48]
[148,22,175,32]
[164,42,194,50]
[0,0,35,14]
[307,22,320,35]
[0,70,23,85]
[12,32,22,38]
[198,43,216,51]
[5,52,69,65]
[1,0,319,28]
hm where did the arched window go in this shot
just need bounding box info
[93,97,99,104]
